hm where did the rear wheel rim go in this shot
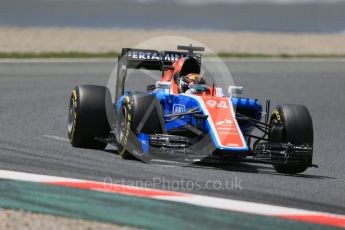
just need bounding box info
[67,97,75,133]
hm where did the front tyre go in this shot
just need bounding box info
[270,104,313,174]
[116,93,165,159]
[67,85,112,149]
[116,99,135,159]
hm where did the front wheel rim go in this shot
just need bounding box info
[118,107,128,143]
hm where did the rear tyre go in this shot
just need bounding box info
[67,85,112,149]
[270,104,313,174]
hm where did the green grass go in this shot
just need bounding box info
[0,52,120,59]
[0,51,345,59]
[215,52,345,59]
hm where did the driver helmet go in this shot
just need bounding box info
[178,73,206,93]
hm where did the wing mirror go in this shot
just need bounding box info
[156,81,172,89]
[228,86,243,98]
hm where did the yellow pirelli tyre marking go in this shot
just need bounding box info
[120,99,131,156]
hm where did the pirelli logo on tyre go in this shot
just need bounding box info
[272,109,282,122]
[70,89,78,141]
[124,96,131,147]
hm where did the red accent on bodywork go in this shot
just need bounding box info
[200,96,246,149]
[173,58,185,73]
[161,57,186,94]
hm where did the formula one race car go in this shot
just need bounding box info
[67,45,316,174]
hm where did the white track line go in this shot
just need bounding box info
[43,135,69,142]
[0,170,79,183]
[0,169,344,222]
[159,195,316,216]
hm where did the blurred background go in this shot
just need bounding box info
[2,0,345,33]
[1,0,345,56]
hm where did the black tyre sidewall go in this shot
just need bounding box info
[68,85,112,149]
[270,104,313,174]
[274,104,313,144]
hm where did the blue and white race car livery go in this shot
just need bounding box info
[67,45,316,174]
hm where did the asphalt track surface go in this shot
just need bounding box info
[0,60,345,216]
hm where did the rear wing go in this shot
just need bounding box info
[115,45,204,102]
[119,48,202,70]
